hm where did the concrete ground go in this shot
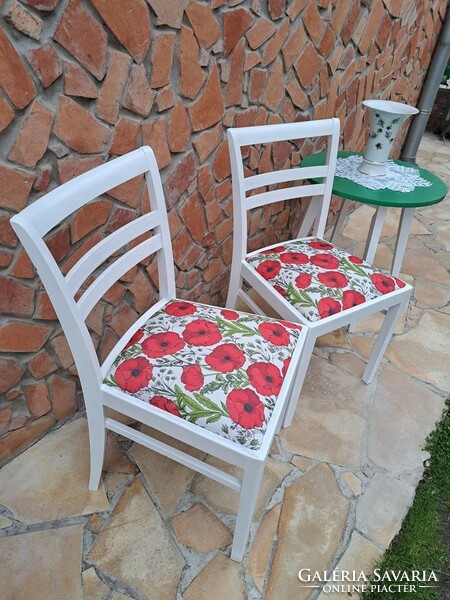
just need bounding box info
[0,132,448,600]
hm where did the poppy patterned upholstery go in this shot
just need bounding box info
[246,239,407,323]
[104,300,302,451]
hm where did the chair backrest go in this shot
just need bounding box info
[227,118,340,255]
[10,147,175,399]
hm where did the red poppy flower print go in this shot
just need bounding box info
[256,260,281,280]
[165,301,196,316]
[150,395,181,417]
[123,329,144,350]
[318,297,342,319]
[182,319,222,346]
[348,255,363,264]
[282,357,291,377]
[115,357,153,393]
[181,365,204,392]
[258,322,290,346]
[247,362,283,396]
[278,320,303,330]
[206,343,245,372]
[142,332,185,358]
[394,277,406,288]
[371,273,395,294]
[342,290,366,310]
[221,309,239,320]
[310,253,339,270]
[318,271,348,288]
[226,388,265,429]
[260,246,285,254]
[308,240,333,250]
[295,273,312,289]
[280,252,309,265]
[274,285,287,298]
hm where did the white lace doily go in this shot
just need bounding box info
[336,155,432,192]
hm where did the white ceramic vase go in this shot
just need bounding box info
[358,100,419,176]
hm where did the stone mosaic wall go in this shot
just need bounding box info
[0,0,446,463]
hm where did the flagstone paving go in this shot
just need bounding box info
[0,133,448,599]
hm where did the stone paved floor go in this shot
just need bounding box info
[0,133,449,600]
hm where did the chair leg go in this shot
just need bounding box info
[87,411,106,491]
[281,332,316,428]
[226,265,243,309]
[362,297,408,383]
[230,460,265,562]
[330,198,351,242]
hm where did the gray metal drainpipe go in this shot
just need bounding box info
[401,6,450,164]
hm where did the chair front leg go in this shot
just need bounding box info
[87,407,107,491]
[231,459,265,562]
[226,267,243,309]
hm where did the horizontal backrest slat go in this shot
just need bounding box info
[243,165,329,192]
[77,234,162,320]
[65,211,160,295]
[229,119,337,146]
[247,183,326,210]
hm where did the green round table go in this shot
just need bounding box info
[301,151,447,276]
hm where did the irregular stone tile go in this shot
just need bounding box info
[130,425,205,514]
[226,39,245,107]
[123,64,154,117]
[63,61,98,98]
[316,532,382,599]
[330,352,366,379]
[148,0,185,28]
[82,567,111,599]
[369,364,445,475]
[414,278,450,309]
[342,472,362,496]
[401,243,450,285]
[0,418,108,524]
[0,90,14,133]
[248,503,282,593]
[105,472,128,498]
[223,8,254,56]
[419,195,450,222]
[385,312,450,391]
[7,0,42,41]
[0,515,13,528]
[151,32,176,88]
[141,117,171,170]
[437,221,450,251]
[184,553,245,600]
[193,123,223,163]
[109,118,140,156]
[262,58,284,111]
[90,0,151,63]
[188,63,224,131]
[8,100,53,168]
[96,50,131,124]
[0,525,83,600]
[27,43,62,88]
[179,25,206,100]
[192,456,292,521]
[280,356,371,469]
[261,17,289,66]
[54,96,110,154]
[316,328,351,349]
[356,472,414,548]
[246,18,277,49]
[88,478,184,597]
[266,464,350,600]
[54,0,107,80]
[168,100,190,152]
[291,456,314,470]
[0,29,37,109]
[171,503,232,552]
[185,0,220,48]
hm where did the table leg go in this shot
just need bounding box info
[391,208,415,277]
[297,195,321,238]
[363,206,388,265]
[330,198,352,242]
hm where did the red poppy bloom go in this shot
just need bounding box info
[394,277,406,288]
[165,301,197,316]
[282,357,291,377]
[142,332,185,358]
[295,273,312,289]
[150,395,181,417]
[280,252,309,265]
[342,289,366,310]
[308,240,333,250]
[226,388,265,429]
[310,253,339,270]
[258,322,290,346]
[205,343,246,372]
[123,329,144,350]
[318,271,348,288]
[256,260,281,280]
[371,273,395,294]
[260,246,285,254]
[348,255,363,264]
[182,319,222,346]
[318,297,341,319]
[115,357,153,393]
[278,320,303,330]
[274,284,287,297]
[247,362,283,396]
[181,364,204,392]
[221,309,239,320]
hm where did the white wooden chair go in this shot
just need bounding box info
[226,119,413,427]
[10,146,307,561]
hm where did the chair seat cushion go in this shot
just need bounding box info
[103,300,303,450]
[246,238,407,323]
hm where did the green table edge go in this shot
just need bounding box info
[301,151,448,208]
